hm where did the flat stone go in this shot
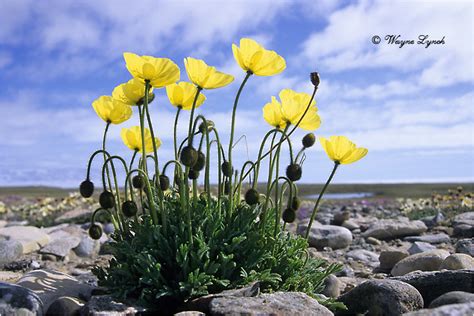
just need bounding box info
[0,239,23,264]
[54,208,93,224]
[40,230,81,258]
[16,269,94,311]
[297,222,352,250]
[453,212,474,226]
[439,253,474,270]
[346,249,379,267]
[342,219,360,231]
[362,218,427,240]
[429,291,474,308]
[408,241,437,255]
[337,279,423,316]
[366,236,381,245]
[455,239,474,256]
[174,312,205,316]
[379,249,410,271]
[81,295,147,315]
[392,269,474,306]
[391,249,450,276]
[404,233,450,244]
[403,302,474,315]
[209,292,333,316]
[46,296,84,316]
[0,226,50,254]
[0,282,43,315]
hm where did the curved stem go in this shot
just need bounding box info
[174,107,182,160]
[186,86,203,146]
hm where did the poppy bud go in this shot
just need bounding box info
[245,188,260,205]
[302,133,316,148]
[282,208,296,223]
[136,92,155,106]
[122,200,138,217]
[99,191,115,209]
[188,169,200,180]
[198,120,215,133]
[291,196,301,211]
[221,161,233,177]
[132,175,145,189]
[79,179,94,198]
[193,151,206,171]
[89,224,103,240]
[286,164,302,182]
[310,72,320,87]
[180,146,198,167]
[159,175,170,191]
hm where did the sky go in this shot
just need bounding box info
[0,0,473,187]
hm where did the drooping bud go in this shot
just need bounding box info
[286,164,302,182]
[282,208,296,223]
[99,191,115,209]
[302,133,316,148]
[310,72,320,87]
[291,196,301,211]
[122,200,138,217]
[79,179,94,198]
[198,120,215,133]
[193,151,206,171]
[188,169,200,180]
[180,146,198,167]
[245,188,260,205]
[132,175,145,189]
[221,161,233,177]
[159,175,170,191]
[89,223,103,240]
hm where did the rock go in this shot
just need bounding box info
[342,219,360,231]
[54,208,93,224]
[439,254,474,270]
[337,279,423,315]
[0,226,50,254]
[391,249,450,276]
[81,295,147,315]
[73,235,100,258]
[209,292,333,316]
[453,224,474,238]
[103,223,115,235]
[0,271,23,283]
[453,212,474,226]
[40,230,81,258]
[174,312,205,316]
[46,296,84,316]
[392,269,474,306]
[408,241,437,255]
[429,291,474,308]
[0,220,7,228]
[455,239,474,256]
[379,249,410,271]
[420,212,445,228]
[366,236,381,245]
[322,274,341,298]
[404,233,450,244]
[403,302,474,315]
[297,222,352,250]
[346,249,379,267]
[0,239,23,264]
[0,282,44,315]
[17,269,94,311]
[362,218,427,240]
[332,210,350,226]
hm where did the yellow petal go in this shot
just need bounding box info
[340,147,368,164]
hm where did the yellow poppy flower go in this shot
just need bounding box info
[166,81,206,110]
[263,96,287,129]
[184,57,234,89]
[319,136,368,164]
[123,52,180,88]
[121,126,161,154]
[92,96,132,124]
[112,79,154,106]
[232,38,286,76]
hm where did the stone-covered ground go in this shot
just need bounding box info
[0,191,473,315]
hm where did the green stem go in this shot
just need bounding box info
[174,107,182,160]
[305,162,339,239]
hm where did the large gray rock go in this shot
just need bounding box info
[337,279,423,315]
[429,291,474,308]
[455,239,474,256]
[297,222,352,250]
[210,292,333,316]
[391,249,450,276]
[0,282,44,315]
[453,212,474,238]
[407,241,436,255]
[40,230,81,258]
[403,302,474,315]
[405,233,450,244]
[440,254,474,270]
[0,239,23,264]
[453,212,474,226]
[362,218,427,240]
[73,235,100,258]
[17,269,94,311]
[392,269,474,306]
[0,226,50,254]
[379,249,410,271]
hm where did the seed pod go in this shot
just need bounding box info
[180,146,198,167]
[122,200,138,217]
[79,179,94,198]
[89,224,103,240]
[282,208,296,223]
[245,188,260,205]
[99,191,115,209]
[188,169,200,180]
[198,120,215,133]
[193,151,206,171]
[291,196,301,211]
[159,175,170,191]
[310,72,320,87]
[302,133,316,148]
[132,175,145,189]
[286,164,302,182]
[221,161,233,177]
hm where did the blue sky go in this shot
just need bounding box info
[0,0,473,187]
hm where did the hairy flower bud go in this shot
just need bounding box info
[193,151,206,171]
[310,72,320,87]
[286,164,302,182]
[89,224,103,240]
[245,188,260,205]
[122,200,138,217]
[221,161,233,177]
[99,191,115,209]
[132,175,145,189]
[291,196,301,211]
[79,179,94,198]
[198,120,215,133]
[180,146,198,167]
[188,169,200,180]
[302,133,316,148]
[282,208,296,223]
[159,175,170,191]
